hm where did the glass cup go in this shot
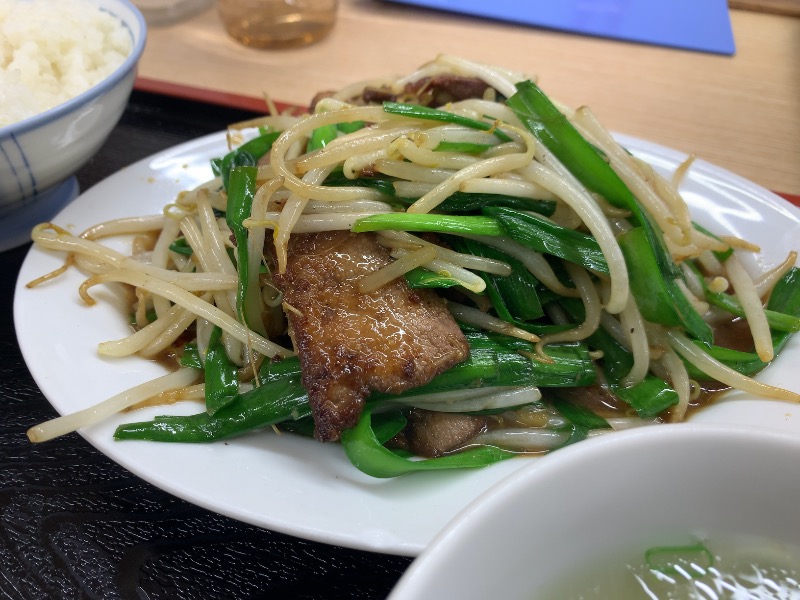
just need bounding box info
[217,0,338,49]
[132,0,214,25]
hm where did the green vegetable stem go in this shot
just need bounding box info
[203,326,239,415]
[114,377,311,443]
[507,82,712,344]
[227,166,265,335]
[212,130,280,191]
[383,101,512,142]
[340,404,516,478]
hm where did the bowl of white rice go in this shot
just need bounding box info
[0,0,146,251]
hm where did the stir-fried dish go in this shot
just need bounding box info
[26,56,800,477]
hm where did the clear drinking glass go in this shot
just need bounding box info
[216,0,338,49]
[133,0,214,25]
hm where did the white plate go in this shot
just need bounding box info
[14,131,800,556]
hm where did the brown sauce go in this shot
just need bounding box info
[712,316,755,353]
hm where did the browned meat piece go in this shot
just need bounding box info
[403,409,487,458]
[405,74,492,106]
[361,86,398,105]
[272,231,470,442]
[309,89,335,111]
[314,75,492,109]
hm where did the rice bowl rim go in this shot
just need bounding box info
[0,0,147,138]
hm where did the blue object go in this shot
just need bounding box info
[384,0,735,55]
[0,176,79,252]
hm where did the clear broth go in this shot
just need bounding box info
[538,533,800,599]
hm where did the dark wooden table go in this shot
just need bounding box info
[0,91,411,599]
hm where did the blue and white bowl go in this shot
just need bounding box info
[0,0,146,251]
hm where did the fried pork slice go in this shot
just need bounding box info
[310,74,491,110]
[402,409,488,458]
[272,231,470,442]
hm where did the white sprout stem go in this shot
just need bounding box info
[178,213,244,361]
[245,210,393,233]
[605,417,659,430]
[660,345,692,421]
[414,125,500,148]
[448,98,524,127]
[200,203,244,361]
[572,107,693,247]
[27,368,200,443]
[274,165,335,270]
[390,385,541,413]
[80,215,166,240]
[358,246,437,293]
[391,181,436,198]
[536,262,601,350]
[389,248,487,294]
[245,178,285,337]
[374,158,456,184]
[697,250,725,277]
[30,225,236,288]
[725,254,774,362]
[82,269,293,358]
[195,191,237,276]
[458,176,558,201]
[378,230,512,276]
[138,308,200,359]
[407,125,536,215]
[390,136,479,170]
[462,234,579,298]
[343,148,391,180]
[471,428,570,452]
[296,124,421,174]
[754,251,797,297]
[519,160,629,314]
[269,105,396,202]
[149,218,182,319]
[447,301,539,343]
[98,302,194,357]
[302,199,395,214]
[681,261,707,300]
[666,330,800,402]
[618,293,651,388]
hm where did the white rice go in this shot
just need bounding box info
[0,0,133,128]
